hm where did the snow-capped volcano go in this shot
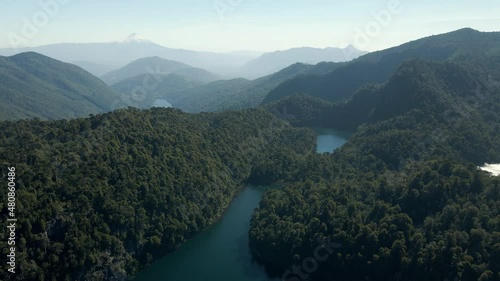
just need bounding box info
[120,33,151,44]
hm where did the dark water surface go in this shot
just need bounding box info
[133,186,280,281]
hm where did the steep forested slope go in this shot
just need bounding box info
[263,28,500,105]
[171,61,342,113]
[0,52,129,120]
[250,49,500,281]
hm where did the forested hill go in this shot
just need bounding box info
[265,52,500,140]
[0,107,315,280]
[249,43,500,280]
[263,28,500,105]
[169,61,342,113]
[101,56,219,86]
[0,52,130,120]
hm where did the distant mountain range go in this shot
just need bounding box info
[108,57,222,109]
[240,45,367,79]
[175,28,500,114]
[0,52,129,120]
[4,29,496,123]
[101,56,219,85]
[0,34,257,78]
[2,51,335,120]
[0,34,366,79]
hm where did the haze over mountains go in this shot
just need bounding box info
[108,57,221,109]
[0,33,366,79]
[101,56,220,86]
[2,28,498,121]
[241,45,367,79]
[0,33,253,77]
[114,28,500,115]
[167,61,343,113]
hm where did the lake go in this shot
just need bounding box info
[132,129,349,281]
[132,186,280,281]
[314,128,350,153]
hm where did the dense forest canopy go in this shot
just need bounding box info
[0,108,315,280]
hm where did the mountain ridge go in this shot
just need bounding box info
[0,52,130,120]
[100,56,219,85]
[240,45,367,79]
[263,28,500,105]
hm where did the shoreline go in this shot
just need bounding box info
[129,182,255,280]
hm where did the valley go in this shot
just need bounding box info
[0,24,499,281]
[132,130,349,281]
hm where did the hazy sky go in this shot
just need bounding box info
[1,0,499,52]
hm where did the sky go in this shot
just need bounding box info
[0,0,499,53]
